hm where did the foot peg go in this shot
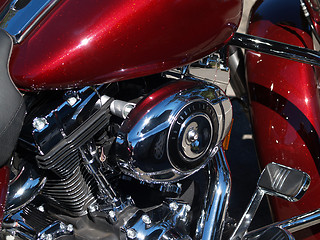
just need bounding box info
[230,162,310,240]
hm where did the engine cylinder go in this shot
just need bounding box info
[116,80,232,183]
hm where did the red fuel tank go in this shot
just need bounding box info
[8,0,242,90]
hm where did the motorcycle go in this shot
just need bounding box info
[0,0,319,239]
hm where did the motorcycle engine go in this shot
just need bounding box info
[3,74,232,240]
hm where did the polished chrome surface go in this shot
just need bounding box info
[116,81,232,183]
[230,188,265,240]
[196,147,231,240]
[280,209,320,233]
[179,113,213,160]
[229,32,320,67]
[123,200,192,240]
[232,163,310,240]
[4,202,74,240]
[110,100,136,119]
[6,160,46,214]
[254,227,295,240]
[80,142,118,203]
[0,0,60,43]
[245,208,320,239]
[258,162,310,202]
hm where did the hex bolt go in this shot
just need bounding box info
[88,205,96,213]
[109,210,117,222]
[5,235,14,240]
[60,222,66,231]
[67,96,78,106]
[169,201,179,211]
[38,206,45,212]
[67,224,74,232]
[40,234,53,240]
[186,205,191,212]
[142,214,151,225]
[126,228,137,239]
[33,117,48,131]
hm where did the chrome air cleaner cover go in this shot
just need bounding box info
[115,80,232,183]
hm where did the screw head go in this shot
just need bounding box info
[169,202,179,211]
[109,210,116,219]
[33,117,48,131]
[126,228,137,239]
[67,224,74,232]
[67,97,78,106]
[186,204,191,212]
[38,206,45,212]
[5,235,15,240]
[60,222,66,231]
[142,214,151,225]
[88,205,96,213]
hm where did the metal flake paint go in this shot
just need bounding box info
[8,0,242,90]
[247,0,320,238]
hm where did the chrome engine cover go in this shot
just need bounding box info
[116,80,232,183]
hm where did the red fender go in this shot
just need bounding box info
[246,0,320,238]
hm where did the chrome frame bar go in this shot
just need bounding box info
[229,32,320,67]
[230,188,265,240]
[244,208,320,239]
[196,147,231,240]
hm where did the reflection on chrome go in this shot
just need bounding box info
[0,0,60,43]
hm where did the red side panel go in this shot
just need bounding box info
[8,0,242,90]
[247,0,320,238]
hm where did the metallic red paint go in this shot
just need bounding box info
[247,0,320,238]
[9,0,242,90]
[123,79,200,133]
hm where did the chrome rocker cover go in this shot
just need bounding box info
[116,79,232,183]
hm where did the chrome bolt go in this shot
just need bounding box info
[60,222,66,231]
[186,204,191,212]
[126,228,137,239]
[187,128,198,142]
[38,205,45,212]
[41,234,53,240]
[67,224,74,232]
[109,210,116,219]
[88,205,96,213]
[169,201,179,211]
[5,235,14,240]
[67,96,78,106]
[33,117,48,131]
[108,210,117,222]
[142,214,151,225]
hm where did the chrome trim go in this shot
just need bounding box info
[280,209,320,233]
[230,188,265,240]
[116,81,233,184]
[0,0,60,43]
[245,208,320,240]
[195,147,231,240]
[123,200,192,240]
[231,163,310,240]
[229,32,320,67]
[4,208,74,240]
[6,160,46,214]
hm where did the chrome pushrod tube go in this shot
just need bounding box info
[244,208,320,239]
[196,147,231,240]
[229,32,320,67]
